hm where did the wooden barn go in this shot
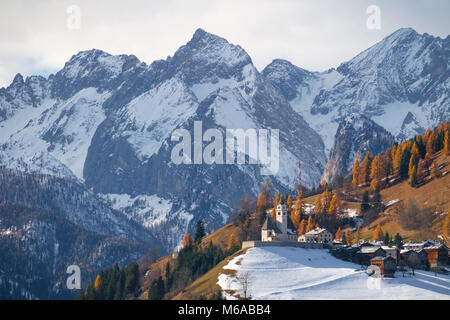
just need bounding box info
[423,244,448,267]
[370,256,396,278]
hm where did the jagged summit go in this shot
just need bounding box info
[169,28,252,85]
[11,73,24,85]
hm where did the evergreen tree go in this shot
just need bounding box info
[148,276,165,300]
[194,220,206,243]
[399,145,411,178]
[384,232,390,245]
[371,187,382,212]
[408,165,418,187]
[361,191,370,212]
[165,262,172,293]
[124,262,140,298]
[394,233,403,249]
[113,270,125,300]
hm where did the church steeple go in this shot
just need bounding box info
[275,202,287,235]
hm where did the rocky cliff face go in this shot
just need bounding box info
[321,116,395,184]
[263,28,449,183]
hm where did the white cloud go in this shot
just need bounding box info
[0,0,449,87]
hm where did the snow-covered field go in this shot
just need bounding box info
[217,247,450,300]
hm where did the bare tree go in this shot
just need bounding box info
[407,253,420,276]
[238,194,255,215]
[394,198,435,231]
[228,208,240,224]
[236,272,252,300]
[260,179,274,205]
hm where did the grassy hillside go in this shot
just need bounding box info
[172,248,248,300]
[139,220,246,299]
[303,151,449,242]
[360,152,449,242]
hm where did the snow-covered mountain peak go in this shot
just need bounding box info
[262,59,318,101]
[170,29,252,86]
[9,73,25,87]
[60,49,134,80]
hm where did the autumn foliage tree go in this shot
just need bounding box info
[335,226,342,241]
[355,226,361,244]
[352,158,360,187]
[256,192,266,214]
[444,130,450,156]
[370,154,386,190]
[227,233,236,251]
[359,152,372,185]
[297,219,306,235]
[373,224,383,241]
[94,274,102,292]
[182,233,193,248]
[286,195,293,214]
[305,216,314,233]
[345,229,352,245]
[443,212,450,240]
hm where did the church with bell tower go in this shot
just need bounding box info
[261,199,297,242]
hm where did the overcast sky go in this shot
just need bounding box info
[0,0,449,87]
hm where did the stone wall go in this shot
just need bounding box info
[242,241,325,249]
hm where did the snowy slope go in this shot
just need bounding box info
[218,247,450,300]
[0,87,108,179]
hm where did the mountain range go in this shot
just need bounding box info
[0,27,448,298]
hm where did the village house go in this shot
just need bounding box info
[381,246,400,261]
[298,227,333,244]
[423,244,448,267]
[370,256,396,277]
[402,240,436,251]
[356,246,386,265]
[399,249,428,269]
[261,202,297,242]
